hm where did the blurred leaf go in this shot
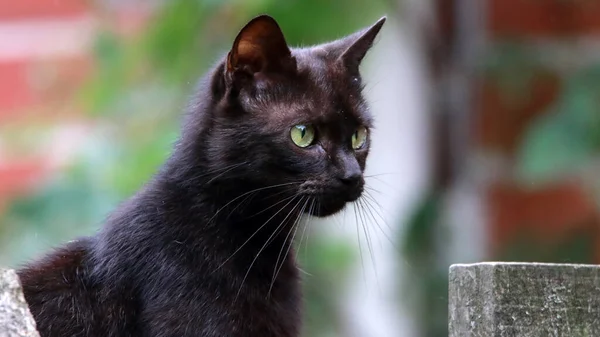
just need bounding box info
[81,31,128,114]
[400,191,448,337]
[498,228,597,264]
[402,191,442,259]
[517,65,600,183]
[484,43,543,105]
[298,235,355,337]
[2,168,118,266]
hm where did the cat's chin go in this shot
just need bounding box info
[305,198,349,217]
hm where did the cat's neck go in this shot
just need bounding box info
[98,154,306,272]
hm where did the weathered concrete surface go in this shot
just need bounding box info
[0,269,39,337]
[449,262,600,337]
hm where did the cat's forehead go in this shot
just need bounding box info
[293,47,344,84]
[242,47,372,128]
[280,47,372,123]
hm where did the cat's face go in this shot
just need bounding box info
[205,15,385,217]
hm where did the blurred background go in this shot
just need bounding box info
[1,0,600,336]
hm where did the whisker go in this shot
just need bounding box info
[364,184,394,198]
[362,202,394,249]
[208,182,300,224]
[235,196,306,301]
[357,199,377,273]
[204,162,249,185]
[353,202,367,286]
[361,195,399,251]
[225,189,259,221]
[363,190,395,234]
[271,198,309,279]
[364,174,402,195]
[331,204,343,229]
[302,198,316,262]
[358,198,382,295]
[183,162,248,184]
[366,192,398,237]
[342,202,347,226]
[212,195,300,274]
[247,194,297,218]
[268,197,310,297]
[363,171,401,178]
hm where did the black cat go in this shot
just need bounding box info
[17,14,386,337]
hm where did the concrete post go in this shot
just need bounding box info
[449,262,600,337]
[0,269,39,337]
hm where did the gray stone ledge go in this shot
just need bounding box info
[0,269,39,337]
[449,262,600,337]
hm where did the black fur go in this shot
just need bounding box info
[17,15,386,337]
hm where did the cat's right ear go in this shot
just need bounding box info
[226,15,295,83]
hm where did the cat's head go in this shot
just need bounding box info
[196,15,385,217]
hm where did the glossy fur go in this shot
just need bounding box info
[17,15,386,337]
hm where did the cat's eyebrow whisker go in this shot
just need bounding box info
[236,196,307,302]
[212,195,301,275]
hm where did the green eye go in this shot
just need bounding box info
[290,124,315,148]
[351,126,368,150]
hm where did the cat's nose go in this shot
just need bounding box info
[339,172,362,188]
[337,153,362,189]
[338,171,363,202]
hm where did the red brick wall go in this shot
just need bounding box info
[0,1,154,211]
[0,0,87,21]
[0,0,92,209]
[488,0,600,37]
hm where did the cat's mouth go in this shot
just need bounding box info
[298,181,364,217]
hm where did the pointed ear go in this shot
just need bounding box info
[338,17,386,73]
[227,15,294,77]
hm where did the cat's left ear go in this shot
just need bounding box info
[337,17,386,74]
[227,15,294,79]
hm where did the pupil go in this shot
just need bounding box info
[300,128,306,138]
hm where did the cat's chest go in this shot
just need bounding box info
[222,264,302,336]
[228,286,302,337]
[141,257,302,337]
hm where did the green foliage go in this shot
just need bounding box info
[402,192,442,259]
[299,236,355,337]
[498,230,597,264]
[1,145,120,265]
[400,191,449,337]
